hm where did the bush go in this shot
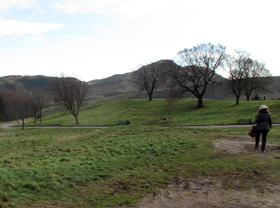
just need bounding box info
[251,94,261,100]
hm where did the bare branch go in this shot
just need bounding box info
[168,43,226,108]
[133,60,168,101]
[51,76,88,125]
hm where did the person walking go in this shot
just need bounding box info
[254,105,272,153]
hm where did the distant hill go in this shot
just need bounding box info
[1,63,280,105]
[0,75,53,92]
[86,72,138,104]
[86,60,235,104]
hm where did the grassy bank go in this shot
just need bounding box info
[0,125,280,207]
[26,99,280,127]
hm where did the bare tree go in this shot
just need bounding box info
[32,89,50,123]
[133,60,167,101]
[226,50,273,102]
[162,88,179,123]
[1,90,16,122]
[227,51,253,104]
[3,89,33,129]
[243,60,273,101]
[51,76,88,125]
[167,43,226,108]
[16,93,33,129]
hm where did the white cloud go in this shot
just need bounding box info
[22,36,51,43]
[64,35,76,38]
[53,0,178,17]
[74,37,94,41]
[0,0,34,11]
[54,0,121,14]
[32,10,45,15]
[93,27,108,31]
[28,36,51,41]
[0,20,64,37]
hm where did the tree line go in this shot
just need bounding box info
[133,43,273,107]
[0,76,88,129]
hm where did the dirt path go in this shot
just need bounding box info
[0,123,16,128]
[1,123,279,129]
[137,135,280,208]
[0,123,109,129]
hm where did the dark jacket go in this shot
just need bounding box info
[255,111,272,131]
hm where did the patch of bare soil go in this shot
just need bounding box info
[137,176,280,208]
[136,136,280,208]
[212,135,280,155]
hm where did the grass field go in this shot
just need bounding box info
[26,99,280,127]
[1,99,279,207]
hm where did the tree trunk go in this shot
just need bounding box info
[22,118,25,130]
[235,95,240,105]
[40,108,42,123]
[245,91,251,101]
[197,97,204,108]
[167,111,170,124]
[75,116,79,125]
[148,93,152,101]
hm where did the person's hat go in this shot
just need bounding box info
[259,105,268,110]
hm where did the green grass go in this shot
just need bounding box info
[2,99,280,207]
[0,127,202,207]
[1,125,280,207]
[26,98,280,127]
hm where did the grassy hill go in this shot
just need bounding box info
[26,99,280,127]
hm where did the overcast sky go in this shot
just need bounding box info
[0,0,279,81]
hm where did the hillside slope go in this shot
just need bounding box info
[86,72,138,104]
[1,69,280,105]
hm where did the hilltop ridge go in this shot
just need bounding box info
[1,68,280,105]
